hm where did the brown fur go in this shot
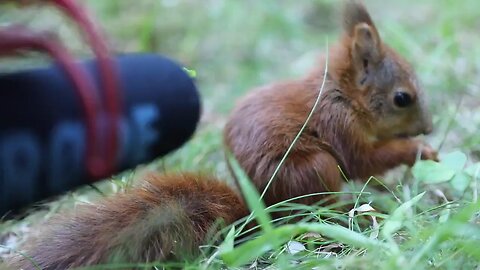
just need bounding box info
[224,0,438,212]
[5,173,248,270]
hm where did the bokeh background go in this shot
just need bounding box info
[1,0,480,267]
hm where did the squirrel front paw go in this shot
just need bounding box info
[418,142,439,162]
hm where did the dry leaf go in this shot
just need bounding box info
[286,240,306,255]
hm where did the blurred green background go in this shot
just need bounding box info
[1,1,480,267]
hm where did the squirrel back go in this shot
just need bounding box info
[5,173,248,270]
[224,0,437,210]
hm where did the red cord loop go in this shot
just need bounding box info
[0,0,122,179]
[52,0,122,179]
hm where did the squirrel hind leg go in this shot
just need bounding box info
[257,150,343,219]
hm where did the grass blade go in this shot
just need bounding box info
[227,152,273,233]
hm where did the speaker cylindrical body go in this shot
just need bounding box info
[0,54,201,215]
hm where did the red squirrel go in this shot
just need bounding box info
[4,1,438,269]
[224,0,438,211]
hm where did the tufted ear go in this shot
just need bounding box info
[351,22,382,64]
[343,1,375,34]
[343,0,383,87]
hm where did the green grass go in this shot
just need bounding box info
[1,0,480,269]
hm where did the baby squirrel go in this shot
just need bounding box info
[4,1,438,269]
[224,0,438,211]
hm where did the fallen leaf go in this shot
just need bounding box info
[286,240,306,255]
[412,160,455,183]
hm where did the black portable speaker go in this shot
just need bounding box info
[0,53,201,215]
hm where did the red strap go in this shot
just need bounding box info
[53,0,122,179]
[0,27,103,178]
[0,0,122,180]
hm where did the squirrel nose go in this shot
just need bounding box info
[420,107,433,135]
[423,124,433,135]
[424,127,432,135]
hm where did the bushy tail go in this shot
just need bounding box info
[5,173,248,270]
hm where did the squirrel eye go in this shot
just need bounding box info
[394,92,412,108]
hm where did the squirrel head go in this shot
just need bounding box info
[333,0,433,140]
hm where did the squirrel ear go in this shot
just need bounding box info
[343,1,383,87]
[342,0,376,36]
[352,23,382,63]
[343,0,382,62]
